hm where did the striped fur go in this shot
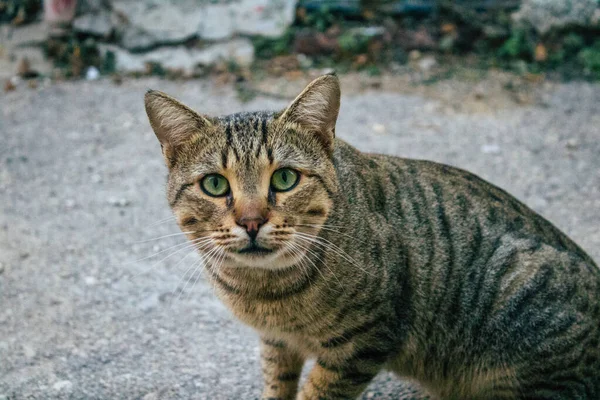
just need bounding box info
[145,75,600,399]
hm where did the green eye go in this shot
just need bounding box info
[200,174,230,197]
[271,168,299,192]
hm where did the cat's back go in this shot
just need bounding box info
[333,139,597,270]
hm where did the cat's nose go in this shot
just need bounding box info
[237,216,267,241]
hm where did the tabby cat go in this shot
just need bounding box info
[144,74,600,399]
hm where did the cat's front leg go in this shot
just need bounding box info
[297,353,383,400]
[260,337,304,400]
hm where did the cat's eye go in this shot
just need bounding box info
[271,168,299,192]
[200,174,230,197]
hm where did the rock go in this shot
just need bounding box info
[481,144,501,154]
[100,38,255,75]
[513,0,599,34]
[372,123,387,134]
[91,174,103,183]
[3,79,16,93]
[77,0,110,14]
[293,30,339,56]
[52,380,73,392]
[397,26,436,50]
[534,43,548,62]
[107,197,130,207]
[417,56,437,72]
[65,199,77,209]
[142,392,158,400]
[113,0,296,51]
[85,66,100,80]
[137,293,159,312]
[1,22,47,47]
[73,11,115,37]
[23,344,36,359]
[84,276,98,286]
[566,138,580,150]
[408,50,421,61]
[119,26,158,52]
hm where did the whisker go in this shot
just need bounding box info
[294,232,375,277]
[134,231,196,243]
[146,215,177,228]
[125,236,212,266]
[187,248,225,301]
[294,224,367,244]
[288,240,346,295]
[131,237,213,277]
[173,246,222,305]
[285,242,312,284]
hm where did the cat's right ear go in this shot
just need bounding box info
[144,90,212,166]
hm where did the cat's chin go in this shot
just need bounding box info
[222,249,305,270]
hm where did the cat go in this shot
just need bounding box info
[144,74,600,400]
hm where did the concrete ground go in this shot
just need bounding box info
[1,74,599,399]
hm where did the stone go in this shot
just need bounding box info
[107,197,131,207]
[417,56,437,72]
[481,144,501,154]
[113,0,296,50]
[23,344,36,359]
[52,380,73,392]
[100,38,254,74]
[85,66,100,80]
[0,23,52,81]
[73,11,115,37]
[513,0,599,34]
[77,0,110,14]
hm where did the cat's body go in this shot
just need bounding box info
[145,75,600,399]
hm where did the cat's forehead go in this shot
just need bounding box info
[213,111,277,165]
[216,111,276,139]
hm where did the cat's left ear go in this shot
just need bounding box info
[279,74,340,152]
[144,90,212,166]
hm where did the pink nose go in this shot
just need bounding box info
[236,216,267,240]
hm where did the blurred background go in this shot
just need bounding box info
[1,1,599,399]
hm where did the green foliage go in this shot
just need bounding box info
[252,30,294,60]
[563,33,585,53]
[498,29,533,60]
[0,0,41,24]
[337,31,370,54]
[301,5,336,32]
[578,40,600,76]
[44,35,103,78]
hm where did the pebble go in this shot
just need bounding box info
[91,174,103,184]
[417,56,437,72]
[84,276,98,286]
[408,50,421,61]
[372,123,387,134]
[481,144,501,154]
[107,197,130,207]
[23,344,36,359]
[52,380,73,392]
[85,66,100,81]
[565,138,579,150]
[0,262,4,274]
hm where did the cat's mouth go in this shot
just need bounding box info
[237,243,274,256]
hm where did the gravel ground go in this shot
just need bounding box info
[1,75,599,399]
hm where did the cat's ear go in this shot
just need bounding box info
[279,74,340,151]
[144,90,212,164]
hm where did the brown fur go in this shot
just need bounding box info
[145,75,600,399]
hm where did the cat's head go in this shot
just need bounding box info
[145,75,341,269]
